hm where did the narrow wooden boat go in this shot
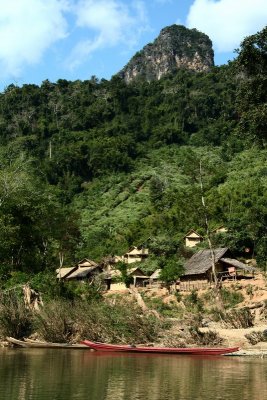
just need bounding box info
[6,337,88,349]
[81,340,239,355]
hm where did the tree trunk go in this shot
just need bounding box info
[199,160,223,309]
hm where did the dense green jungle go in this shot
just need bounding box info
[0,26,266,297]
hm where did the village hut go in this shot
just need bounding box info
[64,265,103,281]
[184,230,203,248]
[212,225,228,234]
[56,266,77,280]
[77,258,98,268]
[100,255,123,272]
[56,258,102,281]
[105,266,149,291]
[122,246,149,264]
[149,269,162,287]
[180,248,255,291]
[128,267,149,287]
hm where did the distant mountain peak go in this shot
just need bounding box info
[117,24,214,83]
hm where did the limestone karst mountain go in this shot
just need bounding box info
[117,24,214,83]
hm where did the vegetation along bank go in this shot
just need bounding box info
[0,25,266,348]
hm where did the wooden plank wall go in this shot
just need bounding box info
[179,280,210,291]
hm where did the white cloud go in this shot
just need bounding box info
[68,0,148,69]
[186,0,267,52]
[0,0,69,78]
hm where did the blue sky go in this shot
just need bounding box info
[0,0,266,91]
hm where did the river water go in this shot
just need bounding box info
[0,348,267,400]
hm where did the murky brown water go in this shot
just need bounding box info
[0,348,267,400]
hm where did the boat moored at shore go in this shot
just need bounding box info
[81,340,239,355]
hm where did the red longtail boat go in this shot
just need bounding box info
[81,340,239,356]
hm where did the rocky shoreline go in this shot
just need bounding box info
[227,349,267,357]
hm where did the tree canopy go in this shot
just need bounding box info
[0,26,266,277]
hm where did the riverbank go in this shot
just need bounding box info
[200,325,267,356]
[2,323,267,356]
[229,349,267,356]
[2,339,267,357]
[1,274,266,353]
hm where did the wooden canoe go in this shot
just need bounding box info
[81,340,239,355]
[6,337,88,349]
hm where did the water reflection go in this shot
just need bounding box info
[0,349,267,400]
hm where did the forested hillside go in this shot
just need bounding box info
[0,26,266,282]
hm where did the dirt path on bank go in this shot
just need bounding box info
[146,273,267,354]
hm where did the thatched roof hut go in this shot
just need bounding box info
[56,267,77,280]
[56,258,101,281]
[122,246,149,264]
[65,265,102,280]
[184,230,203,248]
[104,266,149,290]
[77,258,98,268]
[150,269,161,280]
[180,248,255,290]
[183,248,230,276]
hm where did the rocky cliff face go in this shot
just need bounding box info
[117,25,214,83]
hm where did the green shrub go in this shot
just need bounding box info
[174,291,182,302]
[245,330,267,345]
[75,299,163,343]
[0,292,32,339]
[184,289,204,313]
[33,297,164,344]
[33,301,76,343]
[142,296,184,318]
[30,271,104,302]
[211,307,254,328]
[246,284,254,298]
[220,288,244,309]
[189,327,223,346]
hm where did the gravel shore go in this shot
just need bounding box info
[226,349,267,357]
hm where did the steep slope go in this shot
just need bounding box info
[117,25,214,83]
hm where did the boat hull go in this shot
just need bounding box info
[81,340,239,355]
[6,337,88,349]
